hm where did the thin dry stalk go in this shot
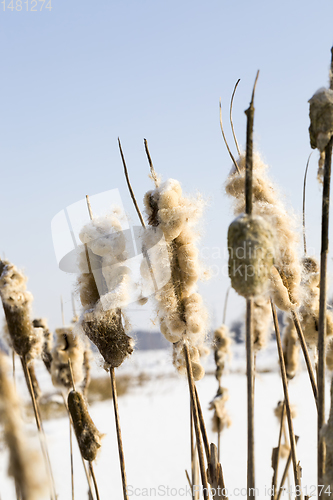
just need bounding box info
[183,340,210,500]
[190,400,196,500]
[185,469,193,490]
[291,310,318,406]
[20,356,57,500]
[318,134,333,487]
[118,138,146,227]
[89,462,100,500]
[194,385,210,464]
[110,367,129,500]
[271,402,286,500]
[276,436,300,500]
[69,417,74,500]
[244,70,259,500]
[271,300,302,497]
[219,99,240,174]
[302,153,312,255]
[229,79,241,156]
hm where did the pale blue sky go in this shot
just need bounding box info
[1,0,333,332]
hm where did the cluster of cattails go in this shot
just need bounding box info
[76,211,134,369]
[143,178,208,380]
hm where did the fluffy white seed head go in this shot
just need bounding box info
[51,327,85,389]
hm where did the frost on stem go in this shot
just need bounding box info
[225,153,302,308]
[68,390,102,462]
[76,209,134,369]
[143,178,209,380]
[282,315,299,380]
[0,261,42,362]
[0,353,49,500]
[309,88,333,180]
[33,318,53,373]
[51,326,85,389]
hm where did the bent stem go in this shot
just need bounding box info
[271,300,302,498]
[110,367,129,500]
[183,340,210,500]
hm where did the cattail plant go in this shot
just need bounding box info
[51,326,85,391]
[282,317,300,381]
[308,47,333,489]
[0,260,56,500]
[76,199,134,500]
[0,352,49,500]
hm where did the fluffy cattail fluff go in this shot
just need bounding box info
[27,363,41,402]
[299,257,333,348]
[68,390,102,461]
[309,88,333,181]
[282,315,299,380]
[0,353,48,499]
[51,327,85,389]
[209,387,231,433]
[213,325,231,382]
[143,179,208,380]
[253,298,272,352]
[225,154,302,307]
[227,213,274,298]
[173,341,205,381]
[33,318,53,373]
[77,211,134,369]
[0,261,42,361]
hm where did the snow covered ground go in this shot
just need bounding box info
[0,342,325,499]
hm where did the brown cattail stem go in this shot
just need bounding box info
[118,138,146,227]
[69,416,74,500]
[271,300,302,497]
[89,462,100,500]
[271,402,286,500]
[190,400,196,500]
[110,367,129,500]
[194,385,210,464]
[20,357,57,500]
[318,134,333,488]
[276,436,300,500]
[183,340,210,500]
[291,310,318,406]
[244,70,259,500]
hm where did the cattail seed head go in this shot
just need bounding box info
[33,318,53,373]
[253,298,272,352]
[68,390,102,462]
[227,214,274,298]
[0,261,42,361]
[282,315,299,380]
[209,387,231,433]
[309,88,333,152]
[51,327,84,389]
[213,325,231,382]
